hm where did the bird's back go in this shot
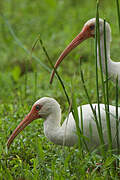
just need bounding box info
[62,104,120,149]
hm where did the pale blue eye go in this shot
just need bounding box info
[36,105,40,110]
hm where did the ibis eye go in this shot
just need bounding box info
[89,25,95,30]
[36,105,40,111]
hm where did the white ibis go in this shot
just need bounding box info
[50,18,120,84]
[7,97,120,150]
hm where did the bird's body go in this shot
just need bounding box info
[43,100,120,149]
[7,97,120,150]
[50,18,120,85]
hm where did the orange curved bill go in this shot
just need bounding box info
[7,110,40,148]
[50,26,92,84]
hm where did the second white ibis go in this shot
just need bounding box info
[50,18,120,85]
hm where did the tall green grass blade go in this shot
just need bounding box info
[116,0,120,31]
[104,20,109,109]
[116,76,119,155]
[104,19,112,151]
[95,2,105,151]
[96,5,106,103]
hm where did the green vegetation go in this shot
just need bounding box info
[0,0,120,179]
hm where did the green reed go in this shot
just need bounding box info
[116,0,120,31]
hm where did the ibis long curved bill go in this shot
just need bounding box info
[7,106,41,148]
[50,23,95,84]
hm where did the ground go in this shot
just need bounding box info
[0,0,120,179]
